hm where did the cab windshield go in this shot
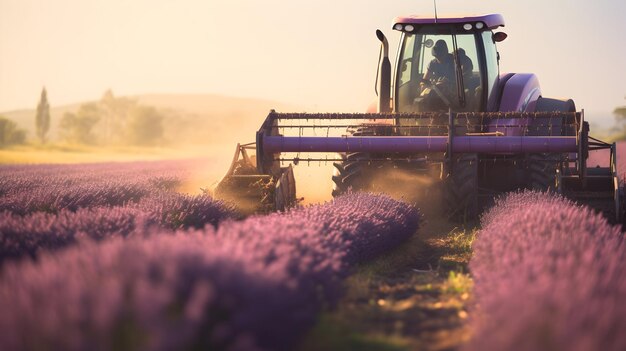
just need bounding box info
[395,27,484,113]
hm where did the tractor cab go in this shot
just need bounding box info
[391,15,506,113]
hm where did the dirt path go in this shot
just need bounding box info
[298,208,477,351]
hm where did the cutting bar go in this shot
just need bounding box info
[262,135,577,154]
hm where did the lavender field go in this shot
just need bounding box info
[2,159,626,351]
[0,160,237,264]
[0,160,420,351]
[467,191,626,351]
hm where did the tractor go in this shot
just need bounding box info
[215,14,624,222]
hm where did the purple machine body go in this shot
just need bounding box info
[254,14,569,163]
[217,13,622,220]
[394,14,505,29]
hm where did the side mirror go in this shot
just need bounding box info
[493,32,508,42]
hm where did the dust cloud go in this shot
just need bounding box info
[175,143,241,195]
[294,162,443,215]
[293,164,335,204]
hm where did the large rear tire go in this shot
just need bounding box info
[528,97,572,193]
[332,152,378,197]
[331,127,379,197]
[443,153,479,221]
[527,153,562,193]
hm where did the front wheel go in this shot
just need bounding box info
[526,153,562,193]
[443,153,479,221]
[331,152,377,197]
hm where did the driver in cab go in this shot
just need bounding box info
[418,39,456,109]
[423,39,455,83]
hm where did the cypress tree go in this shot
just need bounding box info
[35,87,51,143]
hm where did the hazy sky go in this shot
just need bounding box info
[1,0,625,114]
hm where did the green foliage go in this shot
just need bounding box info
[441,270,472,294]
[446,229,476,256]
[58,90,164,146]
[126,105,164,146]
[611,98,626,141]
[99,89,137,144]
[35,88,51,143]
[0,116,27,147]
[59,103,101,144]
[615,105,626,120]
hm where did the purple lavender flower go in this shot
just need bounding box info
[0,192,419,351]
[467,191,626,351]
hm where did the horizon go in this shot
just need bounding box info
[0,91,294,113]
[1,0,625,114]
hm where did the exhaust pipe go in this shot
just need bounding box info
[376,30,391,113]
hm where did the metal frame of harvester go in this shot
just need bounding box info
[216,13,624,223]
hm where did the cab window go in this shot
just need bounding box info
[396,27,484,113]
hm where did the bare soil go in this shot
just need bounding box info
[298,205,477,351]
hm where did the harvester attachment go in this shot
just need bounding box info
[561,137,625,223]
[217,110,624,224]
[214,142,296,213]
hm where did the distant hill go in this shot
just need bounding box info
[0,94,299,145]
[134,94,294,118]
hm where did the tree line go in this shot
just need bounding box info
[0,117,26,147]
[59,89,164,146]
[0,88,165,149]
[3,89,623,149]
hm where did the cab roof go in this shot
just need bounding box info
[393,14,505,30]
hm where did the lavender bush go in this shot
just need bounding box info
[0,193,235,264]
[135,192,237,230]
[0,181,151,215]
[0,160,200,215]
[467,191,626,351]
[0,207,149,264]
[0,192,419,351]
[0,160,236,264]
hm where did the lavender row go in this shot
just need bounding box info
[136,192,237,230]
[0,159,208,214]
[0,181,151,215]
[467,191,626,351]
[0,159,196,194]
[0,193,419,351]
[0,193,236,265]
